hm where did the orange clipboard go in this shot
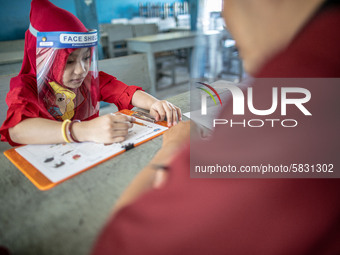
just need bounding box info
[4,109,168,191]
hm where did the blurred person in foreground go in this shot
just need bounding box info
[92,0,340,254]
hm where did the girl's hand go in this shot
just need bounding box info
[149,100,182,127]
[75,113,135,143]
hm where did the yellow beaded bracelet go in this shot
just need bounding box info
[61,119,71,143]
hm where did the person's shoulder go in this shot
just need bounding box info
[256,4,340,78]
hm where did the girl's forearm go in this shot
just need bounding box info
[8,114,134,145]
[131,90,158,110]
[9,118,65,144]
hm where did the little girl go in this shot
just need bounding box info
[0,0,181,146]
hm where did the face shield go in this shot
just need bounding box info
[36,30,99,121]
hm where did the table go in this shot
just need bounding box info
[169,26,191,32]
[0,92,189,255]
[127,31,197,95]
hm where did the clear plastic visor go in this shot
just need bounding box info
[36,30,99,121]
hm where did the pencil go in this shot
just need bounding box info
[133,121,146,126]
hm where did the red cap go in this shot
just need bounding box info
[30,0,87,32]
[20,0,89,77]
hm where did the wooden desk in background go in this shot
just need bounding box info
[127,31,221,95]
[0,92,189,255]
[127,31,196,95]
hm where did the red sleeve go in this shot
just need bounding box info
[99,71,143,111]
[0,75,53,146]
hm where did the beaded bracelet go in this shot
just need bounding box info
[68,120,81,143]
[61,119,71,143]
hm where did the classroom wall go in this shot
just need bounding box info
[0,0,30,41]
[97,0,184,24]
[0,0,76,41]
[0,0,186,41]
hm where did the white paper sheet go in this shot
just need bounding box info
[15,115,168,183]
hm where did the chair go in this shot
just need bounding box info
[144,17,161,25]
[128,17,145,25]
[99,23,113,34]
[98,53,152,112]
[0,74,16,125]
[176,14,191,28]
[132,23,158,37]
[98,53,151,93]
[110,18,129,25]
[0,39,25,66]
[158,17,176,32]
[0,39,25,53]
[0,62,22,75]
[107,25,134,58]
